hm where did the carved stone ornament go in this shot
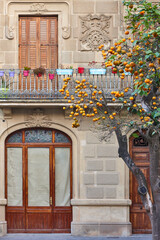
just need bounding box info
[29,3,47,13]
[5,15,14,40]
[62,26,71,39]
[5,26,14,40]
[25,109,52,127]
[80,14,112,51]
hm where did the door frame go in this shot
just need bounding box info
[5,128,72,233]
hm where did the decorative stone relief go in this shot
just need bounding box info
[29,3,47,13]
[80,14,112,51]
[5,15,14,40]
[5,26,14,40]
[25,109,52,127]
[62,26,71,39]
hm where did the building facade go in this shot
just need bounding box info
[0,0,153,237]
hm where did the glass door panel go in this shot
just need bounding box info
[7,148,23,206]
[55,148,70,206]
[28,148,50,206]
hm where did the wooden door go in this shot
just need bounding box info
[129,134,152,234]
[6,129,72,233]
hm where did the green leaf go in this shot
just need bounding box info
[146,50,152,54]
[145,55,151,60]
[154,112,160,118]
[155,10,160,15]
[132,133,139,138]
[155,52,160,58]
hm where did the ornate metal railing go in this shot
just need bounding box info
[0,69,133,100]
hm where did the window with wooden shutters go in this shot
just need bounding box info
[19,16,58,69]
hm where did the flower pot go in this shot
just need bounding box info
[56,69,73,75]
[124,69,131,76]
[49,73,54,80]
[90,69,106,75]
[78,67,84,74]
[37,73,42,77]
[23,70,29,77]
[112,67,117,74]
[9,71,15,77]
[0,71,4,77]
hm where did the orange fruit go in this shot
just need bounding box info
[149,63,154,67]
[140,11,145,15]
[129,4,133,9]
[145,79,150,83]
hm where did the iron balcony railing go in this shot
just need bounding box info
[0,68,133,100]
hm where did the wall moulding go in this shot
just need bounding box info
[5,1,71,40]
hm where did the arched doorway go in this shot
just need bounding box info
[129,133,151,234]
[5,128,72,233]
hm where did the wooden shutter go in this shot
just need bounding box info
[19,16,58,69]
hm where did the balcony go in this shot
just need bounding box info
[0,69,133,106]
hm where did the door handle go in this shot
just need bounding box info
[50,197,52,205]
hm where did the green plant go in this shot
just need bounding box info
[49,70,54,74]
[33,66,46,76]
[24,66,31,71]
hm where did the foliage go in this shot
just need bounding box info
[49,70,54,74]
[60,0,160,137]
[33,66,45,75]
[24,66,31,71]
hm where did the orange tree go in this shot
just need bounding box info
[60,0,160,238]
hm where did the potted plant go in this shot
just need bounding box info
[48,70,54,80]
[9,69,15,77]
[88,61,106,75]
[23,67,31,77]
[56,65,73,75]
[33,66,46,77]
[78,67,84,74]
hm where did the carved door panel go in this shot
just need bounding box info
[6,129,72,233]
[129,135,152,234]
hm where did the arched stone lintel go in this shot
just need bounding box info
[5,1,71,40]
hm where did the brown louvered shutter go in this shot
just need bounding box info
[19,16,58,90]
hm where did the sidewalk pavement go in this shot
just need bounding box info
[0,234,152,240]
